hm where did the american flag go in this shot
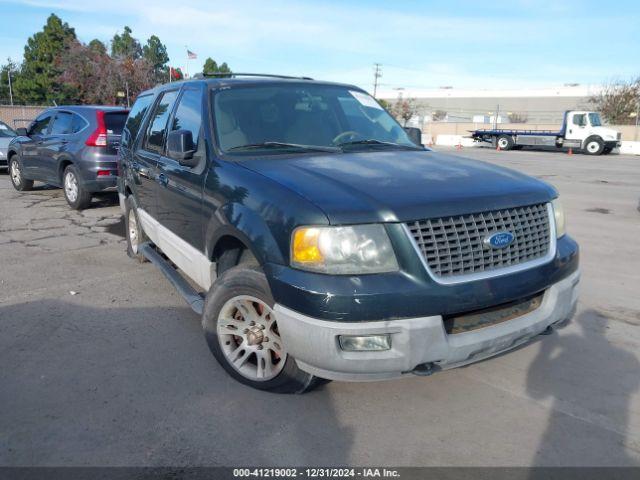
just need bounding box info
[187,50,197,59]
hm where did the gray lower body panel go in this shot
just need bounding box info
[274,270,580,381]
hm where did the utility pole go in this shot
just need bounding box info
[494,103,500,130]
[7,67,13,106]
[373,63,382,98]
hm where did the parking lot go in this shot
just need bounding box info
[1,147,639,467]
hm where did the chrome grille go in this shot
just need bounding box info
[407,203,551,280]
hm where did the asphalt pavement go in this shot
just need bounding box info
[1,147,639,466]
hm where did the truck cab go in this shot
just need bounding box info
[563,111,621,154]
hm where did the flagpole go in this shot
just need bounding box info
[185,45,189,78]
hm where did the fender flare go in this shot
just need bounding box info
[204,202,286,266]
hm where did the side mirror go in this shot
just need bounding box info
[16,127,28,136]
[167,129,198,167]
[404,127,423,146]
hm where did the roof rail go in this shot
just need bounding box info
[199,72,314,81]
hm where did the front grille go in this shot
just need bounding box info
[407,203,551,280]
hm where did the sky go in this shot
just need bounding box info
[0,0,638,94]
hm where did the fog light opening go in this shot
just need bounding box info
[338,334,391,352]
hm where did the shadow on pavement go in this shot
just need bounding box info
[0,299,353,466]
[526,310,640,466]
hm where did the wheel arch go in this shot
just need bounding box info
[205,202,287,268]
[57,156,75,182]
[582,135,603,150]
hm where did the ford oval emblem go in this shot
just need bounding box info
[484,231,515,249]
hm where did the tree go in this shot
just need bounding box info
[111,26,142,59]
[590,78,640,125]
[202,57,232,76]
[377,98,391,111]
[88,39,107,55]
[143,35,169,82]
[390,97,419,126]
[13,14,77,104]
[508,112,528,123]
[58,38,155,106]
[432,109,447,121]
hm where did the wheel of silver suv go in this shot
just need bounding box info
[64,170,79,203]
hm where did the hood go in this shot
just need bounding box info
[239,150,557,224]
[593,126,619,141]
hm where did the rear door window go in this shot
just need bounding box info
[143,90,179,154]
[49,112,74,135]
[122,95,153,148]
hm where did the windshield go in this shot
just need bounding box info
[212,84,418,154]
[0,121,17,138]
[588,112,602,127]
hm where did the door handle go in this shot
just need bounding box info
[157,173,169,187]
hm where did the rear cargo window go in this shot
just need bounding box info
[104,112,128,135]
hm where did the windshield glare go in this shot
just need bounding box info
[588,113,602,127]
[213,84,417,153]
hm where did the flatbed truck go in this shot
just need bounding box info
[470,111,621,155]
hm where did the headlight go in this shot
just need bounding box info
[291,224,399,274]
[552,198,566,238]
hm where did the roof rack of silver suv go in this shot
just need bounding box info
[198,72,314,80]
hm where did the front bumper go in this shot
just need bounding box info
[275,269,580,381]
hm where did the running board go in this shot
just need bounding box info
[138,242,205,315]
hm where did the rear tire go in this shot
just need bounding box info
[202,265,327,394]
[125,196,149,263]
[9,156,34,191]
[583,136,604,155]
[496,135,514,151]
[63,165,91,209]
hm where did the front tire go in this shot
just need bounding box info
[63,165,91,209]
[202,265,326,394]
[583,136,604,155]
[9,156,34,191]
[602,146,613,155]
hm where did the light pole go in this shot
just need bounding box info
[7,67,13,106]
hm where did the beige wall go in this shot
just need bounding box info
[0,105,46,128]
[423,122,639,142]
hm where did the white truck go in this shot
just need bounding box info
[470,111,621,155]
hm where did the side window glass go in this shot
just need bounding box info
[143,90,179,154]
[29,113,53,136]
[169,88,203,159]
[573,114,586,127]
[72,114,87,133]
[50,112,74,135]
[122,94,154,148]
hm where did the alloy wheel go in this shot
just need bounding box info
[128,209,139,253]
[64,171,78,202]
[10,160,21,186]
[217,295,287,381]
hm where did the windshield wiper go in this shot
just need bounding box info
[228,142,340,153]
[337,139,423,150]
